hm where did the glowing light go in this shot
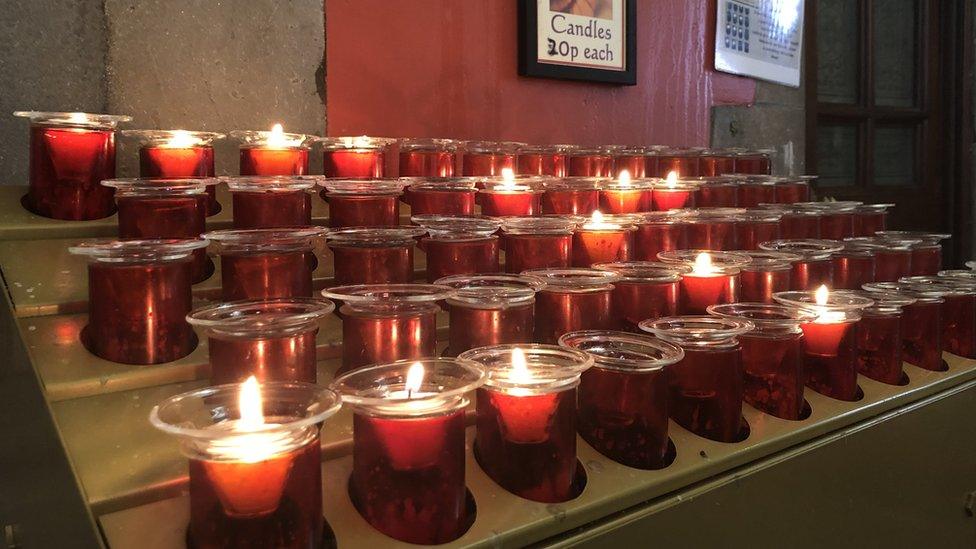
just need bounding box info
[815,284,829,305]
[583,209,618,230]
[618,169,631,186]
[510,347,532,384]
[813,284,845,323]
[164,130,202,148]
[68,112,89,124]
[238,376,264,430]
[341,135,373,148]
[405,361,425,397]
[666,171,678,188]
[692,252,715,275]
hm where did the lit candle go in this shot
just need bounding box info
[572,210,636,267]
[598,169,648,214]
[651,171,696,211]
[319,135,394,178]
[478,169,543,216]
[234,123,310,176]
[131,129,223,216]
[677,252,740,314]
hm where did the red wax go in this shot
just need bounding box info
[572,229,633,267]
[613,155,646,177]
[686,220,736,250]
[668,346,744,442]
[542,188,599,215]
[679,273,738,314]
[323,150,385,177]
[325,194,400,228]
[534,288,615,344]
[476,387,578,502]
[873,249,913,282]
[699,156,735,176]
[330,243,414,285]
[734,219,780,250]
[446,301,534,356]
[407,188,476,216]
[232,191,311,229]
[462,152,515,176]
[740,332,806,420]
[116,195,210,283]
[26,125,117,220]
[399,150,456,177]
[599,188,645,214]
[503,234,573,273]
[569,154,614,177]
[942,293,976,358]
[780,212,821,239]
[740,268,791,304]
[735,154,771,174]
[517,153,567,176]
[856,312,903,384]
[791,258,833,290]
[651,188,695,211]
[910,245,942,276]
[819,213,855,240]
[831,253,876,289]
[800,321,859,400]
[774,182,810,204]
[695,184,738,208]
[339,305,438,374]
[655,155,699,177]
[424,237,499,282]
[188,440,323,549]
[140,146,220,215]
[634,222,688,261]
[84,259,195,364]
[351,410,468,544]
[479,191,541,216]
[220,251,312,301]
[902,300,945,370]
[239,148,308,176]
[611,279,679,331]
[208,329,318,384]
[736,183,776,208]
[853,211,886,237]
[578,365,670,469]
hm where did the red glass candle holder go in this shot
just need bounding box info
[598,179,653,214]
[737,250,800,303]
[126,129,223,216]
[319,179,405,228]
[323,284,454,374]
[759,239,844,290]
[501,217,577,273]
[332,358,485,544]
[847,237,915,282]
[734,149,773,175]
[698,151,737,177]
[459,344,593,502]
[651,180,697,212]
[404,178,479,216]
[436,274,544,355]
[103,178,213,283]
[852,204,894,236]
[864,282,947,371]
[774,290,874,401]
[909,276,976,359]
[878,231,949,276]
[691,176,740,208]
[541,178,601,215]
[658,250,750,314]
[708,303,816,420]
[560,331,682,468]
[850,291,915,385]
[793,201,861,241]
[15,111,130,220]
[462,140,519,176]
[398,138,460,177]
[770,176,813,204]
[736,178,778,208]
[733,210,782,250]
[594,262,683,330]
[479,180,544,216]
[318,136,395,178]
[232,128,311,176]
[226,176,316,229]
[758,204,822,240]
[69,239,205,364]
[640,316,754,442]
[830,244,877,290]
[516,144,569,176]
[412,216,500,282]
[679,208,745,250]
[632,212,690,261]
[654,149,701,178]
[152,380,342,549]
[525,268,622,344]
[207,227,325,301]
[327,226,423,285]
[612,148,648,178]
[568,148,615,177]
[572,213,636,267]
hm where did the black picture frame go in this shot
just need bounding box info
[518,0,637,85]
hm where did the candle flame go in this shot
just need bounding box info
[268,123,287,148]
[692,252,714,275]
[591,210,604,224]
[815,284,829,305]
[618,169,631,186]
[405,361,425,397]
[165,129,201,149]
[238,376,264,431]
[666,171,678,188]
[68,112,89,124]
[511,347,532,384]
[813,284,845,323]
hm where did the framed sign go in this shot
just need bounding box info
[518,0,637,85]
[714,0,805,87]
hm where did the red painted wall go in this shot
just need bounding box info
[325,0,754,147]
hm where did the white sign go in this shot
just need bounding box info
[714,0,805,87]
[536,0,626,71]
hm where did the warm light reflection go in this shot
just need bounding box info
[238,376,264,430]
[583,209,618,230]
[813,285,845,323]
[618,169,631,186]
[341,135,374,148]
[68,112,89,124]
[692,252,715,275]
[405,361,425,397]
[666,171,678,188]
[510,347,531,384]
[815,284,829,305]
[164,129,202,149]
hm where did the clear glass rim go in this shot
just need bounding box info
[458,343,594,393]
[861,282,946,302]
[876,230,951,243]
[639,315,755,346]
[204,227,327,250]
[320,179,405,195]
[398,137,462,152]
[673,207,747,219]
[734,210,782,222]
[230,129,312,148]
[322,283,456,304]
[657,249,752,268]
[844,237,919,250]
[315,135,397,150]
[600,180,657,190]
[463,140,523,153]
[846,290,916,312]
[69,238,208,262]
[500,216,577,234]
[122,129,224,145]
[522,268,621,291]
[855,203,896,212]
[558,330,684,372]
[707,302,817,330]
[681,176,742,186]
[327,226,425,245]
[633,211,691,225]
[436,273,545,306]
[542,177,605,190]
[938,269,976,280]
[101,178,214,195]
[772,290,876,312]
[187,298,335,337]
[576,214,638,231]
[792,201,863,212]
[411,215,500,237]
[593,261,685,282]
[516,143,574,154]
[403,178,479,191]
[221,175,319,192]
[738,250,802,270]
[14,111,131,128]
[568,147,614,156]
[480,183,544,194]
[898,276,976,295]
[759,239,845,258]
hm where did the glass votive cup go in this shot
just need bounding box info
[524,268,622,343]
[207,227,326,301]
[479,180,544,216]
[735,177,777,208]
[650,180,697,211]
[758,204,822,240]
[733,149,773,175]
[759,239,844,290]
[654,149,701,178]
[403,178,479,216]
[678,207,745,250]
[516,144,569,176]
[560,331,683,469]
[631,211,691,261]
[847,237,916,282]
[698,151,737,177]
[793,201,861,241]
[831,243,878,290]
[541,177,602,215]
[319,179,405,228]
[398,138,461,177]
[852,204,894,236]
[102,178,213,283]
[436,274,544,355]
[878,231,950,276]
[773,290,875,401]
[568,147,615,177]
[864,282,947,371]
[597,179,652,214]
[323,284,455,374]
[594,261,683,330]
[639,316,754,441]
[413,215,500,282]
[459,344,593,502]
[231,128,311,176]
[708,303,816,420]
[317,136,395,178]
[736,250,800,303]
[772,176,812,204]
[331,358,485,544]
[572,214,637,267]
[15,111,131,220]
[690,176,740,207]
[125,129,222,216]
[849,291,915,385]
[906,276,976,359]
[611,148,646,178]
[188,298,334,384]
[150,380,342,549]
[462,140,520,176]
[225,175,316,229]
[69,239,206,364]
[659,250,750,314]
[500,216,576,272]
[733,210,782,250]
[327,226,423,285]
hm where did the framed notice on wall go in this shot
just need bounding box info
[518,0,637,85]
[714,0,805,87]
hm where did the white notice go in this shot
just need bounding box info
[714,0,804,87]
